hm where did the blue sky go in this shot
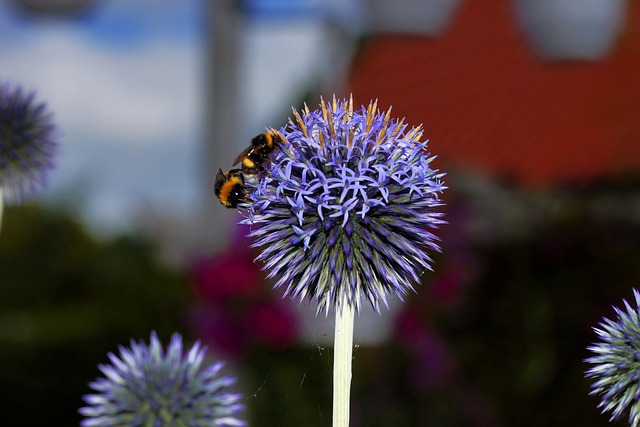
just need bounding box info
[0,0,354,234]
[1,0,202,44]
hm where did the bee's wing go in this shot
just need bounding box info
[232,146,253,166]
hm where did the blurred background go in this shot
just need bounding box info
[1,0,640,425]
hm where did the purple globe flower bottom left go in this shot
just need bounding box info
[79,332,246,427]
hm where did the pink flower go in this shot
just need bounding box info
[190,251,262,301]
[248,301,298,348]
[394,308,455,387]
[429,269,465,306]
[190,308,248,358]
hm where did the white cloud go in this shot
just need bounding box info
[0,7,343,234]
[2,28,202,146]
[239,20,329,140]
[0,23,204,232]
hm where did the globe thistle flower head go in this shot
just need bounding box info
[242,96,446,315]
[586,289,640,427]
[0,81,58,204]
[79,332,246,427]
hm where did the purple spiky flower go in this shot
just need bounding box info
[79,332,246,427]
[586,289,640,427]
[0,81,58,204]
[242,96,446,314]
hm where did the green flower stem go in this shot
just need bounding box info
[0,187,4,235]
[333,301,355,427]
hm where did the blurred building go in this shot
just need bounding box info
[349,0,640,186]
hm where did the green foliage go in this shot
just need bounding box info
[2,174,639,427]
[0,205,188,426]
[431,175,640,427]
[244,346,332,427]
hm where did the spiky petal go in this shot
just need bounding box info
[586,289,640,426]
[242,96,446,314]
[79,332,246,427]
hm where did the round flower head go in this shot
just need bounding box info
[0,81,58,204]
[79,332,246,427]
[242,96,445,314]
[586,289,640,427]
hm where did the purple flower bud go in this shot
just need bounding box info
[79,332,246,427]
[0,82,58,204]
[586,289,640,426]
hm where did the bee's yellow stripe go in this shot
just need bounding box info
[263,132,274,148]
[218,176,243,206]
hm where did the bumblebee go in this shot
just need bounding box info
[214,168,247,208]
[215,130,285,209]
[233,130,284,184]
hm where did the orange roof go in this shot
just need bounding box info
[348,0,640,186]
